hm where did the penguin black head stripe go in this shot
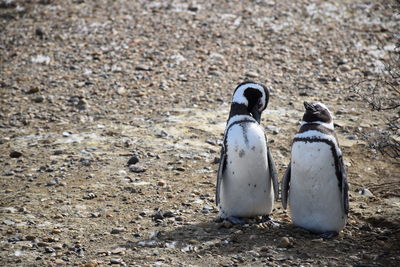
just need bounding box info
[230,82,270,123]
[302,101,333,125]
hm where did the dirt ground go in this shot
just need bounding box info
[1,0,399,266]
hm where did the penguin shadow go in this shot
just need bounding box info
[123,216,337,258]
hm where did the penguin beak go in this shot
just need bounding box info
[304,101,317,112]
[251,105,261,123]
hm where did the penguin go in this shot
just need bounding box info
[281,101,349,238]
[216,81,279,224]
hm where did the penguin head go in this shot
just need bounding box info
[303,101,334,127]
[232,82,270,123]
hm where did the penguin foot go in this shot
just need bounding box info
[320,231,338,239]
[259,215,283,228]
[225,216,246,225]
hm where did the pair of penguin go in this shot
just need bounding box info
[216,81,349,238]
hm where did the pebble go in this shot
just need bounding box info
[45,247,56,253]
[83,260,99,267]
[339,65,351,72]
[32,96,45,103]
[129,165,147,173]
[110,258,123,264]
[127,156,139,165]
[157,180,167,186]
[117,86,127,95]
[111,227,125,234]
[76,98,89,110]
[359,188,374,197]
[9,151,23,158]
[245,71,259,78]
[135,65,151,71]
[278,237,292,248]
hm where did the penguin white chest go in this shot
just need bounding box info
[218,123,274,218]
[289,141,346,233]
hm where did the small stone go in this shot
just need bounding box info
[25,235,36,241]
[35,27,45,38]
[110,258,123,264]
[157,180,167,187]
[175,167,186,172]
[76,98,89,110]
[46,180,57,186]
[337,58,348,65]
[339,65,351,72]
[129,165,146,173]
[45,247,56,253]
[278,237,292,248]
[245,71,259,78]
[127,156,139,166]
[221,221,233,229]
[111,247,126,254]
[111,227,125,234]
[135,65,151,71]
[360,188,374,197]
[32,96,45,103]
[117,87,127,95]
[28,87,40,94]
[84,260,99,267]
[10,151,22,159]
[51,229,62,234]
[3,219,15,226]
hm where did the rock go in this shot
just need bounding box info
[339,65,351,72]
[278,237,292,248]
[76,98,89,110]
[31,55,50,65]
[111,227,125,234]
[46,180,57,186]
[245,71,259,78]
[27,87,40,94]
[337,58,348,65]
[25,235,36,241]
[135,65,151,71]
[45,247,56,253]
[32,96,45,103]
[127,156,139,166]
[10,151,22,159]
[3,219,15,226]
[129,165,146,173]
[221,221,233,229]
[157,180,167,186]
[117,87,127,95]
[110,258,123,264]
[359,188,374,197]
[83,260,99,267]
[266,125,280,135]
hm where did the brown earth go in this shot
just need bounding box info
[0,0,399,266]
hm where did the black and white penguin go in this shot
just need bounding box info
[281,101,349,238]
[216,82,279,224]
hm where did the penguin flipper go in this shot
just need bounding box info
[267,147,279,201]
[281,162,291,210]
[216,144,226,206]
[338,155,349,215]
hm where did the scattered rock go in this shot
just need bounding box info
[129,165,147,173]
[359,188,374,197]
[127,156,139,166]
[9,151,22,158]
[278,237,292,248]
[32,96,45,103]
[111,227,125,234]
[157,180,167,187]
